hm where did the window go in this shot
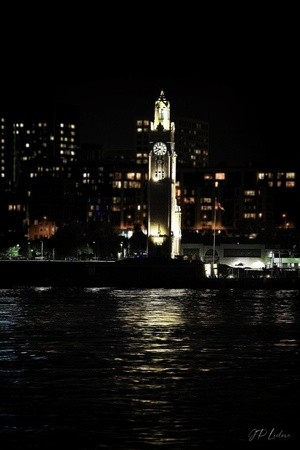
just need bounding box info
[286,181,295,188]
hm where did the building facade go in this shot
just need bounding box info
[0,94,299,260]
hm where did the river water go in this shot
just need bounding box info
[0,287,299,449]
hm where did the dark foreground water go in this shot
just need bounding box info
[0,287,299,449]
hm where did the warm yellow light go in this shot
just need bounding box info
[152,235,165,246]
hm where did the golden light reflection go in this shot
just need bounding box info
[114,289,190,373]
[141,309,184,327]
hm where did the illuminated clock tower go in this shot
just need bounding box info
[147,90,181,258]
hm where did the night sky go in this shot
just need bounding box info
[1,73,296,167]
[1,2,297,168]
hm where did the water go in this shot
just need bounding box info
[0,287,299,449]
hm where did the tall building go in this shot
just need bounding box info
[176,165,299,236]
[0,113,11,190]
[135,115,209,167]
[135,119,151,165]
[175,117,209,167]
[0,105,80,243]
[147,90,181,258]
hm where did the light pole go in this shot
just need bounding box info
[212,197,217,277]
[93,241,97,260]
[40,240,44,259]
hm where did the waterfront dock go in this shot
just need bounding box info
[0,259,299,289]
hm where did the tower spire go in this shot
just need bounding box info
[153,89,171,131]
[159,89,166,102]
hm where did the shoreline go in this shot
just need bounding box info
[0,260,299,289]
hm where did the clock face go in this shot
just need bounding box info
[153,142,167,155]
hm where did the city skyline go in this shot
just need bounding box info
[1,75,296,166]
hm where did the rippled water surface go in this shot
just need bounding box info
[0,288,299,449]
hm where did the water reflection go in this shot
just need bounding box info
[0,287,298,449]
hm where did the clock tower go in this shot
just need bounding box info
[147,90,181,258]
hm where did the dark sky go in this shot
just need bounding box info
[1,2,297,167]
[1,73,296,167]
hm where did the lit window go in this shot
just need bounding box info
[215,172,225,180]
[128,181,141,188]
[286,172,295,179]
[286,181,295,187]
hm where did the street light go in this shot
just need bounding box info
[211,195,225,277]
[212,197,217,276]
[93,241,97,260]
